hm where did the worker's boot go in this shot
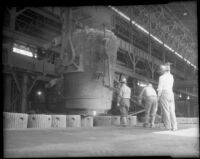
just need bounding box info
[143,116,149,127]
[150,116,156,128]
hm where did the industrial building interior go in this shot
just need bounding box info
[2,2,199,158]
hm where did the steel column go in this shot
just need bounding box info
[21,74,28,113]
[11,69,21,93]
[4,75,12,111]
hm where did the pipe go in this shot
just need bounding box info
[61,8,76,66]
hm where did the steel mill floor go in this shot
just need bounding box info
[4,123,199,158]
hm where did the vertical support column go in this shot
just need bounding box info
[151,66,155,80]
[128,7,135,73]
[162,47,166,63]
[174,54,177,71]
[21,74,28,113]
[133,55,136,73]
[9,7,17,30]
[148,12,151,56]
[4,75,12,112]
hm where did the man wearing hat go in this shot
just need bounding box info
[117,77,131,126]
[138,81,158,128]
[157,63,178,131]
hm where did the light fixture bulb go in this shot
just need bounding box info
[183,12,188,16]
[37,91,42,96]
[93,111,97,116]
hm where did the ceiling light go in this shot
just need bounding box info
[183,12,188,16]
[93,111,97,116]
[37,91,42,96]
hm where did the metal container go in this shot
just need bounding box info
[111,116,120,126]
[127,116,137,126]
[63,28,119,113]
[66,115,81,127]
[51,115,66,128]
[27,114,52,128]
[3,112,28,129]
[81,116,93,128]
[93,116,111,127]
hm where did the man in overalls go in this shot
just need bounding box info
[117,77,131,126]
[138,81,158,128]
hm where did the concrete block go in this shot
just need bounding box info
[111,116,120,126]
[93,116,111,127]
[3,112,28,129]
[51,115,66,128]
[81,116,93,128]
[127,116,137,126]
[28,114,52,128]
[66,115,81,127]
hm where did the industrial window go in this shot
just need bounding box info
[12,43,37,58]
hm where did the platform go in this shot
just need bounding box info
[4,123,199,158]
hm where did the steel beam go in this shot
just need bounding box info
[27,77,38,95]
[29,7,61,24]
[10,68,21,93]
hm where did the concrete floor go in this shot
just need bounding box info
[4,123,199,158]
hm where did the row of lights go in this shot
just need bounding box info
[179,93,190,100]
[109,6,197,69]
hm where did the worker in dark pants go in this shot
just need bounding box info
[138,81,158,128]
[117,77,131,126]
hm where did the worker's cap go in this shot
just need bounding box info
[165,62,172,66]
[144,80,152,86]
[159,64,168,73]
[120,77,127,83]
[144,79,149,84]
[165,62,172,71]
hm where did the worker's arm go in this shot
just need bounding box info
[117,87,123,106]
[157,76,163,99]
[138,87,145,105]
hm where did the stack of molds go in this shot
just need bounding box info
[94,116,111,127]
[127,116,137,126]
[3,112,28,129]
[51,115,66,128]
[28,114,52,128]
[81,116,93,128]
[66,115,81,127]
[111,116,120,126]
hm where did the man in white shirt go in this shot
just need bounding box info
[138,81,158,128]
[157,63,178,131]
[117,77,131,126]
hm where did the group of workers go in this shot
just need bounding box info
[117,62,178,131]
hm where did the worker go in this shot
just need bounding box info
[138,81,158,128]
[117,77,131,126]
[157,63,178,131]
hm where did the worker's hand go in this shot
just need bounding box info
[117,103,120,107]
